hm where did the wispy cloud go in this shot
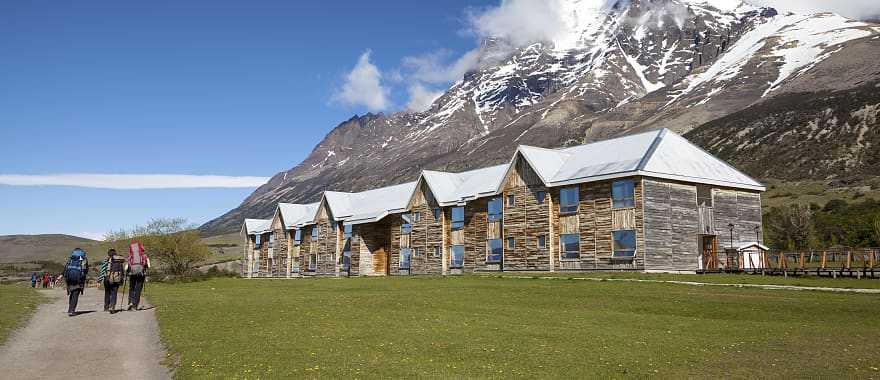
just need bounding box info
[405,84,445,112]
[0,174,268,189]
[330,50,391,111]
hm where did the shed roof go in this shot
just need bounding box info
[510,129,764,191]
[324,181,418,225]
[421,164,508,206]
[276,202,320,229]
[241,218,271,236]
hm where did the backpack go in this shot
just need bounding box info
[64,249,87,285]
[128,241,147,276]
[107,256,126,285]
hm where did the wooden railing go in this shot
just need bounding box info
[724,248,880,278]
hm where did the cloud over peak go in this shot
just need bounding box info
[331,50,391,112]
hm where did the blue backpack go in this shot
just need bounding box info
[64,249,87,285]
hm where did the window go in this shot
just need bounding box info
[488,197,503,221]
[414,247,423,258]
[413,212,422,222]
[613,230,637,258]
[487,239,503,263]
[433,208,441,221]
[342,250,351,271]
[536,191,546,204]
[254,234,262,248]
[433,246,441,258]
[451,207,465,229]
[399,248,412,270]
[268,233,274,247]
[507,236,515,249]
[507,194,515,207]
[560,187,579,213]
[401,213,413,234]
[612,180,635,209]
[560,234,580,259]
[697,185,713,207]
[344,224,353,239]
[537,234,547,249]
[331,221,337,231]
[311,227,318,241]
[294,229,302,244]
[450,245,464,268]
[308,254,317,271]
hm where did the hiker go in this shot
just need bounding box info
[100,249,127,313]
[63,248,89,316]
[31,272,38,288]
[42,272,49,288]
[127,242,150,311]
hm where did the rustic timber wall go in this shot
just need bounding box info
[500,156,551,271]
[714,190,763,248]
[405,182,443,274]
[271,215,288,277]
[356,220,390,276]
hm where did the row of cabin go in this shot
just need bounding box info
[240,129,766,277]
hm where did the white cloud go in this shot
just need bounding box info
[331,50,391,111]
[402,49,482,84]
[750,0,880,20]
[405,84,445,112]
[466,0,570,48]
[0,174,268,189]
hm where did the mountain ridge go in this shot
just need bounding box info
[200,0,880,235]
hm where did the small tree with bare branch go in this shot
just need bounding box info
[103,218,210,277]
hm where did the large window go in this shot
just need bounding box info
[487,239,503,263]
[451,207,465,229]
[560,234,580,260]
[399,248,412,270]
[401,213,413,234]
[342,250,351,271]
[294,229,302,244]
[450,245,464,268]
[344,224,353,239]
[535,190,546,204]
[613,230,637,258]
[560,187,579,213]
[488,197,503,221]
[254,234,262,248]
[612,180,635,209]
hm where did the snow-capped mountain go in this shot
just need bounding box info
[201,0,880,235]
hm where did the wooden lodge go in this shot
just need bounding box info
[241,129,765,277]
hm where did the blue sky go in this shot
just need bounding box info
[0,0,496,238]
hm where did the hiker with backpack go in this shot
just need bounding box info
[127,241,150,311]
[31,272,38,288]
[99,249,127,313]
[63,248,89,317]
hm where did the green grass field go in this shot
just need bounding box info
[490,271,880,289]
[0,284,43,344]
[149,276,880,379]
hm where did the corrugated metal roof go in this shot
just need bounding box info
[276,202,320,229]
[324,181,418,225]
[422,165,508,206]
[242,218,271,236]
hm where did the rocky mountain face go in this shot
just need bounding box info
[201,0,880,235]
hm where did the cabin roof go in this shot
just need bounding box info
[241,218,271,236]
[421,164,508,206]
[512,129,765,191]
[276,202,320,229]
[325,181,418,225]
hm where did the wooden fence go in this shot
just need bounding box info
[715,248,879,278]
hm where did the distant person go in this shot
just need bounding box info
[63,248,89,316]
[127,242,150,311]
[31,272,38,288]
[42,272,49,288]
[101,249,127,312]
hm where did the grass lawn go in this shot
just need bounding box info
[0,284,43,344]
[489,271,880,289]
[150,276,880,378]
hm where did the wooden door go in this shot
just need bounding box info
[701,236,718,270]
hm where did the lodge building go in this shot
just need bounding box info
[241,129,765,277]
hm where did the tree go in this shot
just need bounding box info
[103,218,210,277]
[874,215,880,247]
[764,204,816,250]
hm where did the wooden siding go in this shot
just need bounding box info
[405,181,444,275]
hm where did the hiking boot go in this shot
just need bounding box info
[68,312,75,317]
[127,304,134,311]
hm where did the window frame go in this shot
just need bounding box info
[535,190,546,204]
[697,185,713,208]
[450,245,464,268]
[451,207,465,230]
[293,229,302,244]
[559,233,580,260]
[559,187,579,214]
[487,239,503,264]
[488,197,503,222]
[506,193,515,207]
[433,246,441,258]
[401,213,413,234]
[537,234,547,249]
[308,253,317,272]
[311,227,318,241]
[399,248,412,270]
[413,211,422,223]
[506,236,515,250]
[343,224,353,239]
[432,207,441,221]
[612,180,636,209]
[612,230,637,259]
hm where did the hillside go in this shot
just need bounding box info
[0,234,104,264]
[201,0,880,235]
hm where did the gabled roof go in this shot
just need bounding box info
[322,181,418,225]
[420,164,508,206]
[507,129,764,191]
[241,218,271,236]
[274,202,320,229]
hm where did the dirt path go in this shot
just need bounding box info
[0,287,170,379]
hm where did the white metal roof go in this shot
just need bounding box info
[421,164,508,206]
[241,218,271,236]
[324,181,418,225]
[275,202,320,229]
[510,129,764,191]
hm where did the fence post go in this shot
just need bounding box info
[800,253,805,271]
[821,251,827,269]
